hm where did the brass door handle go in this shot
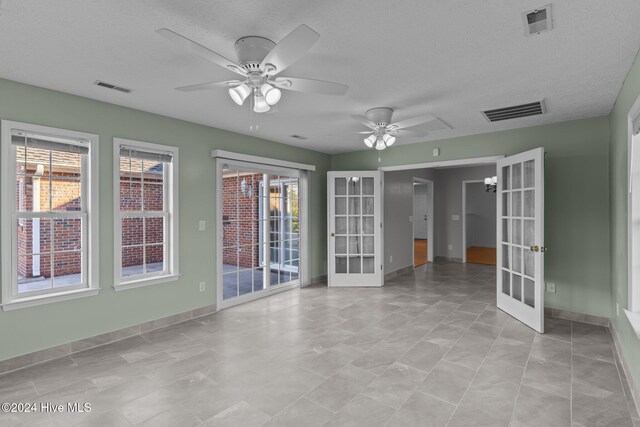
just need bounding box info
[330,232,335,237]
[541,246,549,252]
[530,245,539,252]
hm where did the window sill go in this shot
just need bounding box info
[114,274,180,291]
[624,309,640,340]
[1,287,100,311]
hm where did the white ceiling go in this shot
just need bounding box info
[1,1,639,154]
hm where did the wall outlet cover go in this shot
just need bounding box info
[545,282,556,293]
[199,220,206,231]
[433,148,440,157]
[448,244,453,251]
[451,215,460,221]
[199,281,205,292]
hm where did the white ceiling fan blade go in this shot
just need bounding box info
[349,115,377,130]
[175,80,242,92]
[389,114,437,130]
[392,129,428,138]
[273,77,348,95]
[260,25,320,75]
[156,28,246,76]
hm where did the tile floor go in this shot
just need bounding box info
[1,262,637,427]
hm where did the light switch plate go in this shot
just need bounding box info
[199,220,206,231]
[451,215,460,221]
[433,148,440,157]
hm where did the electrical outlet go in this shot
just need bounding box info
[199,281,205,292]
[199,220,206,231]
[448,244,453,251]
[433,148,440,157]
[390,255,393,263]
[545,282,556,293]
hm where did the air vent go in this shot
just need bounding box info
[94,80,132,94]
[522,4,552,36]
[482,100,546,122]
[290,135,308,140]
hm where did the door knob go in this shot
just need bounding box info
[330,232,335,237]
[541,246,549,252]
[530,245,539,252]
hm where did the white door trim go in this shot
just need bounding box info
[412,178,434,264]
[378,155,504,172]
[461,180,485,263]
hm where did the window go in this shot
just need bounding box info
[113,138,178,290]
[627,103,640,337]
[1,121,99,310]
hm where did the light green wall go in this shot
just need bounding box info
[609,50,640,390]
[0,78,330,361]
[332,117,612,318]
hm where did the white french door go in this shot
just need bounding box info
[496,148,545,333]
[327,171,383,287]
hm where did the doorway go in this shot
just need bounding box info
[462,180,497,265]
[413,178,433,266]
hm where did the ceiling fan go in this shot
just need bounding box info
[156,25,348,113]
[350,108,436,150]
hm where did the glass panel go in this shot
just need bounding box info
[363,217,374,235]
[15,145,26,174]
[524,250,534,277]
[17,254,52,293]
[348,197,360,215]
[363,256,375,273]
[502,244,510,269]
[18,176,51,212]
[512,191,522,217]
[523,220,535,247]
[335,178,347,195]
[512,219,522,245]
[512,274,522,301]
[52,178,81,212]
[523,160,535,188]
[335,237,347,254]
[52,252,82,288]
[349,237,361,254]
[502,192,510,217]
[122,218,143,246]
[523,190,534,218]
[269,176,282,197]
[336,217,347,234]
[335,256,347,273]
[348,217,361,234]
[335,197,346,215]
[53,218,82,252]
[145,217,164,245]
[348,256,361,273]
[145,244,164,274]
[238,267,254,295]
[222,272,238,300]
[512,163,522,189]
[122,246,144,277]
[523,278,535,307]
[253,268,265,292]
[362,177,374,195]
[502,269,510,296]
[51,149,81,177]
[502,219,510,243]
[502,166,510,190]
[222,247,239,271]
[513,247,522,273]
[362,197,374,215]
[25,147,51,174]
[17,218,51,255]
[120,155,143,211]
[347,177,361,195]
[143,183,164,211]
[363,236,374,254]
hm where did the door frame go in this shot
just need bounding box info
[412,177,434,264]
[461,179,485,263]
[215,158,310,310]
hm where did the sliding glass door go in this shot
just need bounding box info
[218,162,302,308]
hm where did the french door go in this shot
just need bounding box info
[327,171,383,287]
[217,160,303,308]
[496,148,545,333]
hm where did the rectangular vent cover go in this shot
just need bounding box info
[482,100,546,122]
[522,4,552,36]
[94,80,132,93]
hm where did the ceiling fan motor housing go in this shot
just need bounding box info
[366,107,394,127]
[234,36,276,73]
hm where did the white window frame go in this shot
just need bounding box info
[1,120,100,311]
[626,94,640,338]
[113,138,179,291]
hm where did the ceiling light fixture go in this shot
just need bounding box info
[253,93,270,113]
[229,83,251,105]
[484,176,498,192]
[351,108,435,151]
[364,134,377,148]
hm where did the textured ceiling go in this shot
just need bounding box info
[1,0,639,154]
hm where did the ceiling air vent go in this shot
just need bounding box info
[522,4,552,36]
[290,135,308,140]
[482,100,546,122]
[94,80,132,94]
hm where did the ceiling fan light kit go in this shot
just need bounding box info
[353,107,433,151]
[157,24,348,114]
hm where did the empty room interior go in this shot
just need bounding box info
[2,1,640,426]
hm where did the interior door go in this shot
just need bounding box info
[496,148,545,333]
[328,171,383,287]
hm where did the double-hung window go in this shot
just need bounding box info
[1,121,99,310]
[114,138,179,290]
